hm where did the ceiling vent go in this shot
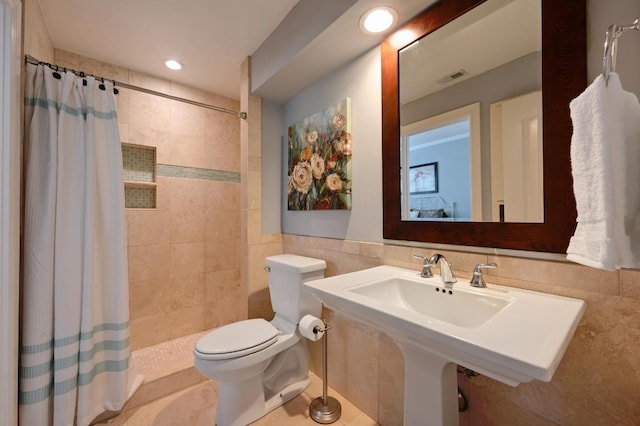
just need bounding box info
[435,69,469,85]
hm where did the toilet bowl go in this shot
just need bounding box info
[193,254,326,426]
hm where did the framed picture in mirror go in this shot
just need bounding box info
[409,162,438,194]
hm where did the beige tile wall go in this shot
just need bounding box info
[240,58,283,320]
[53,50,244,350]
[282,234,640,425]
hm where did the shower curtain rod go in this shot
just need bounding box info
[25,55,247,119]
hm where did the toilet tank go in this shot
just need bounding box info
[265,254,326,324]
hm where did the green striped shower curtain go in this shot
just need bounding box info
[20,63,143,425]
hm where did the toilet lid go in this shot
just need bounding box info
[194,318,279,360]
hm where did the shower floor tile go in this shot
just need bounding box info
[132,331,207,382]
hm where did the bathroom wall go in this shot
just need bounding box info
[262,0,640,424]
[23,0,54,62]
[51,50,244,351]
[281,47,383,242]
[240,58,283,320]
[588,0,640,97]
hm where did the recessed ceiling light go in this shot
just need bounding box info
[164,59,183,71]
[360,7,398,35]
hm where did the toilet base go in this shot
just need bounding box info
[215,375,310,426]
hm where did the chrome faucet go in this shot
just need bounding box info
[430,254,457,284]
[414,253,457,284]
[469,263,497,288]
[413,253,434,278]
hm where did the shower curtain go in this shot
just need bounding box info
[19,64,143,425]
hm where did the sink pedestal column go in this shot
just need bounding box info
[397,341,459,426]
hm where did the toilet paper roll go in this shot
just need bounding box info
[299,315,325,341]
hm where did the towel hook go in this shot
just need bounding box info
[602,18,639,86]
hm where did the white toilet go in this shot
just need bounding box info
[193,254,326,426]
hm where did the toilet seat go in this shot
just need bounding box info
[194,318,280,361]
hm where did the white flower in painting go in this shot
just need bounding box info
[331,114,345,130]
[333,132,352,157]
[292,162,313,194]
[306,130,319,144]
[310,153,325,180]
[326,173,342,192]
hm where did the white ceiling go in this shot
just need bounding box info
[38,0,432,102]
[400,0,541,104]
[38,0,299,100]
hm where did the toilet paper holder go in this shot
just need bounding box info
[312,323,330,334]
[309,319,341,424]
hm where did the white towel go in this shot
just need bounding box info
[567,73,640,270]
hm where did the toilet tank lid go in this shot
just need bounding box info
[265,254,326,273]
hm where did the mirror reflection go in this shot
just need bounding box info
[399,0,541,222]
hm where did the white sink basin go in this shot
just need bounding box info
[304,265,585,426]
[349,277,512,329]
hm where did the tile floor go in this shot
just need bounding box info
[95,372,378,426]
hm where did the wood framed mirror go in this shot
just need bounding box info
[382,0,586,253]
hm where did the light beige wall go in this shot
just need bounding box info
[53,50,244,350]
[282,234,640,425]
[22,0,53,61]
[240,58,283,320]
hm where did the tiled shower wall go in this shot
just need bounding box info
[54,50,245,350]
[282,234,640,425]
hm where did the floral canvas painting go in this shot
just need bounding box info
[287,98,352,210]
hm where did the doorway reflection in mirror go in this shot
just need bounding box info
[402,103,481,221]
[399,0,541,223]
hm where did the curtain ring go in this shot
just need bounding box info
[52,64,62,80]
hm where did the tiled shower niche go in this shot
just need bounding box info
[122,143,156,209]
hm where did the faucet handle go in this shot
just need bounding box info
[470,263,497,288]
[413,253,434,278]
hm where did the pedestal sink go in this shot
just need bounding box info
[303,265,585,426]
